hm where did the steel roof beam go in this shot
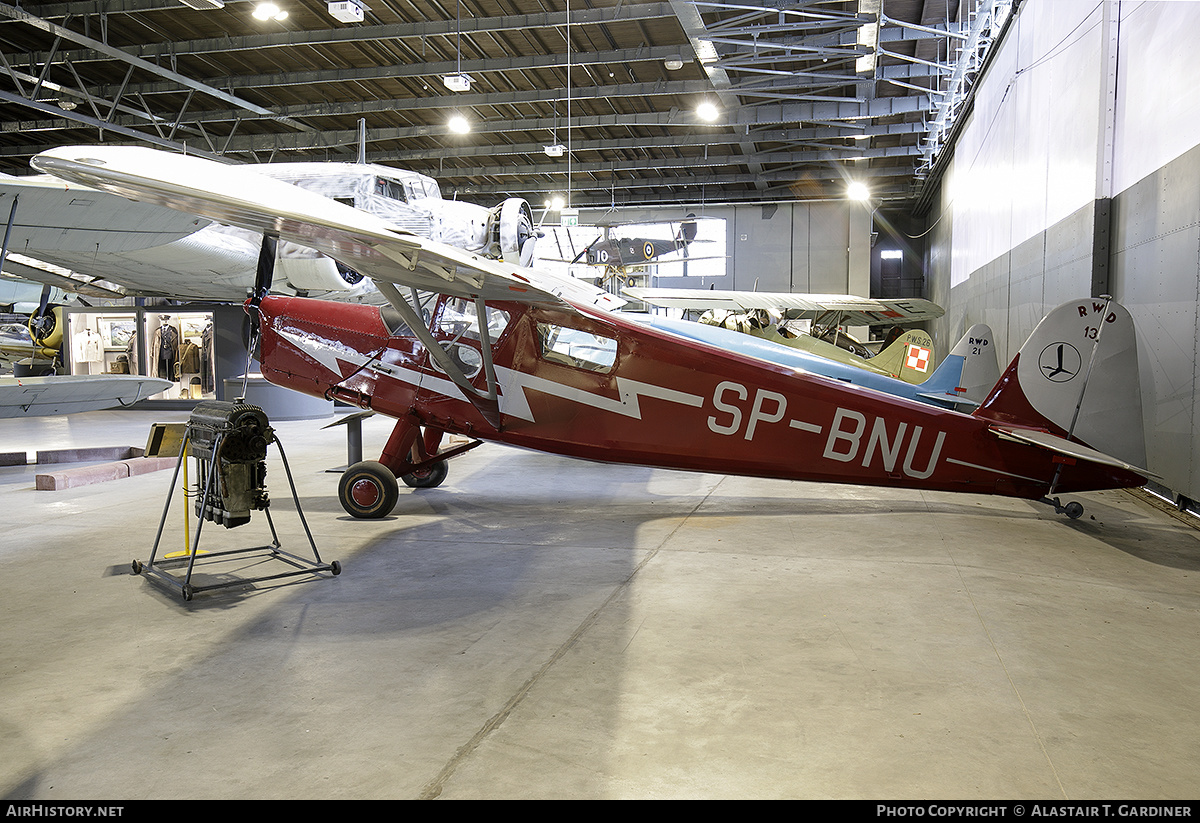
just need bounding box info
[15,3,678,66]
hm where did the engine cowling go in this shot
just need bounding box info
[496,198,537,267]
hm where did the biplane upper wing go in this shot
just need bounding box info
[32,146,623,312]
[624,287,943,325]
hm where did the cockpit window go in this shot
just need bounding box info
[537,323,617,373]
[374,177,407,202]
[437,297,511,345]
[380,290,438,336]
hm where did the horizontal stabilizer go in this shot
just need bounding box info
[988,426,1157,480]
[918,390,979,409]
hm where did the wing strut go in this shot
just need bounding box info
[373,280,502,429]
[0,193,17,275]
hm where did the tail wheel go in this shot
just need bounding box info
[402,460,449,489]
[338,461,399,518]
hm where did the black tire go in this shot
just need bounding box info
[402,460,449,489]
[338,460,400,518]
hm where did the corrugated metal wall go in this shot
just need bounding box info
[926,0,1200,503]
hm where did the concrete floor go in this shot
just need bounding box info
[1,407,1199,800]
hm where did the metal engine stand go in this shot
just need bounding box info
[134,400,340,601]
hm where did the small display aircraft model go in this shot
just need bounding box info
[34,145,1153,523]
[544,214,720,276]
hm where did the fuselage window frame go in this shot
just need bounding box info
[536,322,618,374]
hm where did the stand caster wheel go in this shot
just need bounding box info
[1063,501,1084,519]
[181,584,195,602]
[131,560,143,575]
[330,560,342,576]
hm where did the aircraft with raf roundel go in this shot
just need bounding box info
[544,214,721,277]
[32,145,1155,522]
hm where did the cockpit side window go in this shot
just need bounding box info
[536,323,617,373]
[379,290,438,336]
[437,297,511,345]
[374,177,407,203]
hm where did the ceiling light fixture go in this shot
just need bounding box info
[448,114,470,134]
[252,2,288,20]
[847,181,870,201]
[180,0,225,9]
[696,101,719,122]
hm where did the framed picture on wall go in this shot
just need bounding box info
[98,316,136,349]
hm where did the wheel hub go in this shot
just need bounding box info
[350,478,381,507]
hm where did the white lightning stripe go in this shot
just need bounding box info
[495,367,703,422]
[279,328,368,374]
[277,328,703,423]
[945,457,1043,483]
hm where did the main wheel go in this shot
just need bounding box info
[338,460,400,518]
[402,460,449,489]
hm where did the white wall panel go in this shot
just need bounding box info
[1113,0,1200,195]
[948,0,1105,287]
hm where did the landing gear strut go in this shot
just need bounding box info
[1041,496,1085,519]
[335,415,481,518]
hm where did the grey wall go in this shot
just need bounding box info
[926,0,1200,503]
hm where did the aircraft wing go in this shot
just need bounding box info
[0,173,218,298]
[0,374,172,418]
[32,147,622,311]
[0,173,214,251]
[624,287,943,325]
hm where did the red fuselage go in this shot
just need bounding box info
[255,294,1144,499]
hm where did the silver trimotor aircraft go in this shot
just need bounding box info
[0,153,538,303]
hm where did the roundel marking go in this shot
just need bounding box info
[1038,342,1082,383]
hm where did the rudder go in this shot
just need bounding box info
[973,297,1146,469]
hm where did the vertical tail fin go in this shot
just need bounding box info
[870,330,935,385]
[973,297,1147,469]
[917,323,1000,407]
